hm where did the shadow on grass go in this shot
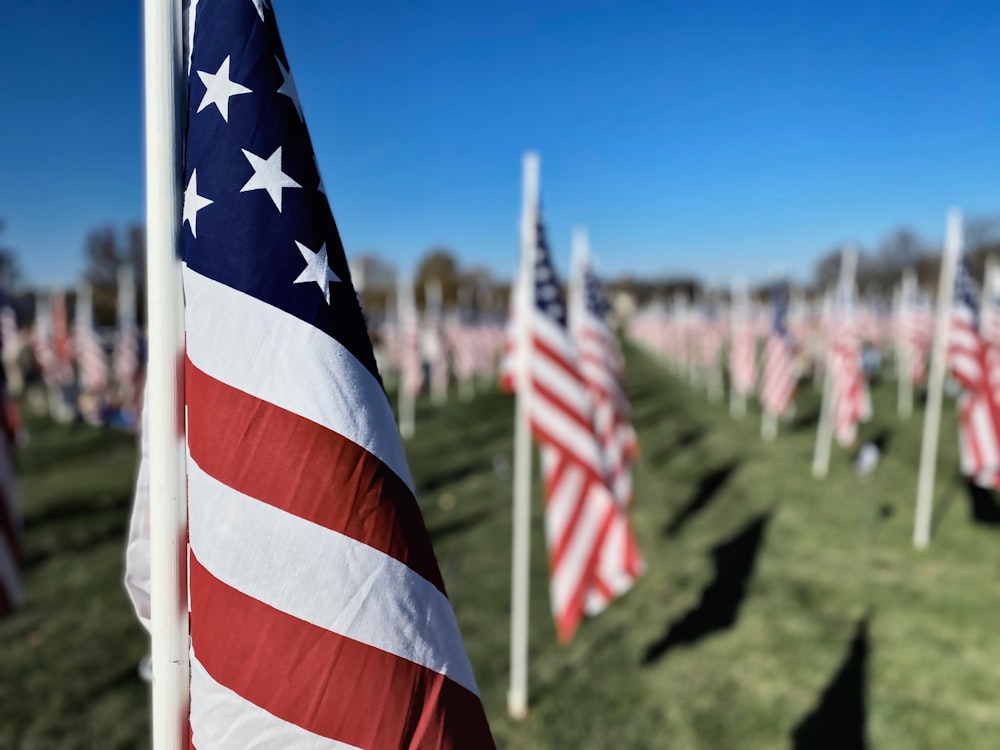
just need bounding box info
[23,517,128,568]
[790,409,821,432]
[964,482,1000,526]
[427,508,493,543]
[643,513,769,665]
[417,461,483,494]
[22,489,132,528]
[647,427,706,466]
[663,460,740,537]
[791,615,870,750]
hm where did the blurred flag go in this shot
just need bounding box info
[760,285,796,418]
[133,0,495,745]
[949,256,1000,487]
[74,280,110,398]
[521,217,622,641]
[112,264,141,399]
[569,239,643,615]
[0,300,20,615]
[729,306,757,399]
[831,283,871,446]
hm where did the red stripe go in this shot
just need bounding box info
[555,500,616,643]
[185,358,446,595]
[190,554,494,750]
[531,379,593,435]
[532,335,584,386]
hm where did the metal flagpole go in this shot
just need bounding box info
[144,0,189,746]
[812,247,857,478]
[397,273,416,439]
[897,269,916,418]
[508,151,539,720]
[914,209,963,549]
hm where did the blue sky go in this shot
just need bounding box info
[1,0,998,287]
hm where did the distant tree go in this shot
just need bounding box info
[415,247,460,310]
[348,250,396,321]
[82,223,146,327]
[0,220,22,288]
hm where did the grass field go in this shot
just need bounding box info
[2,345,1000,749]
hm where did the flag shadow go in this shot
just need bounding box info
[647,427,706,466]
[426,508,493,544]
[964,482,1000,526]
[662,460,740,537]
[643,513,769,665]
[791,615,870,750]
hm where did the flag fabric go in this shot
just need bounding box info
[113,265,141,398]
[948,257,1000,487]
[569,253,643,616]
[523,218,622,641]
[130,0,494,746]
[830,285,871,446]
[760,286,796,417]
[74,281,110,397]
[729,309,757,398]
[0,324,20,616]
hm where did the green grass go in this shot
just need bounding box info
[2,347,1000,748]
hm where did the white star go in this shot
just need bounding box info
[240,147,301,212]
[183,170,213,238]
[196,56,251,122]
[276,56,304,122]
[293,241,340,304]
[251,0,269,21]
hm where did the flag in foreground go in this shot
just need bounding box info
[132,0,494,746]
[948,256,1000,487]
[523,218,622,641]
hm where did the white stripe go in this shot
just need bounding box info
[544,458,586,548]
[531,351,592,418]
[187,455,478,695]
[534,314,578,364]
[550,482,610,613]
[183,266,414,492]
[531,392,604,474]
[190,654,362,750]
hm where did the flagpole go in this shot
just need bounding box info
[730,278,748,419]
[914,209,962,549]
[397,274,416,439]
[144,0,189,747]
[897,269,916,418]
[508,151,539,720]
[812,247,857,478]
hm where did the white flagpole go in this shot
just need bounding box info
[897,269,916,418]
[730,278,748,419]
[508,151,539,720]
[426,278,447,406]
[397,273,416,439]
[144,0,189,747]
[812,247,857,478]
[914,209,963,549]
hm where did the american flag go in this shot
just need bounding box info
[0,304,19,615]
[831,284,870,446]
[760,285,796,418]
[523,217,622,641]
[729,308,757,398]
[949,256,1000,487]
[398,278,424,399]
[177,1,493,745]
[112,264,141,397]
[570,250,643,615]
[74,280,110,396]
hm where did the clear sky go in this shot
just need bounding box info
[2,0,998,287]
